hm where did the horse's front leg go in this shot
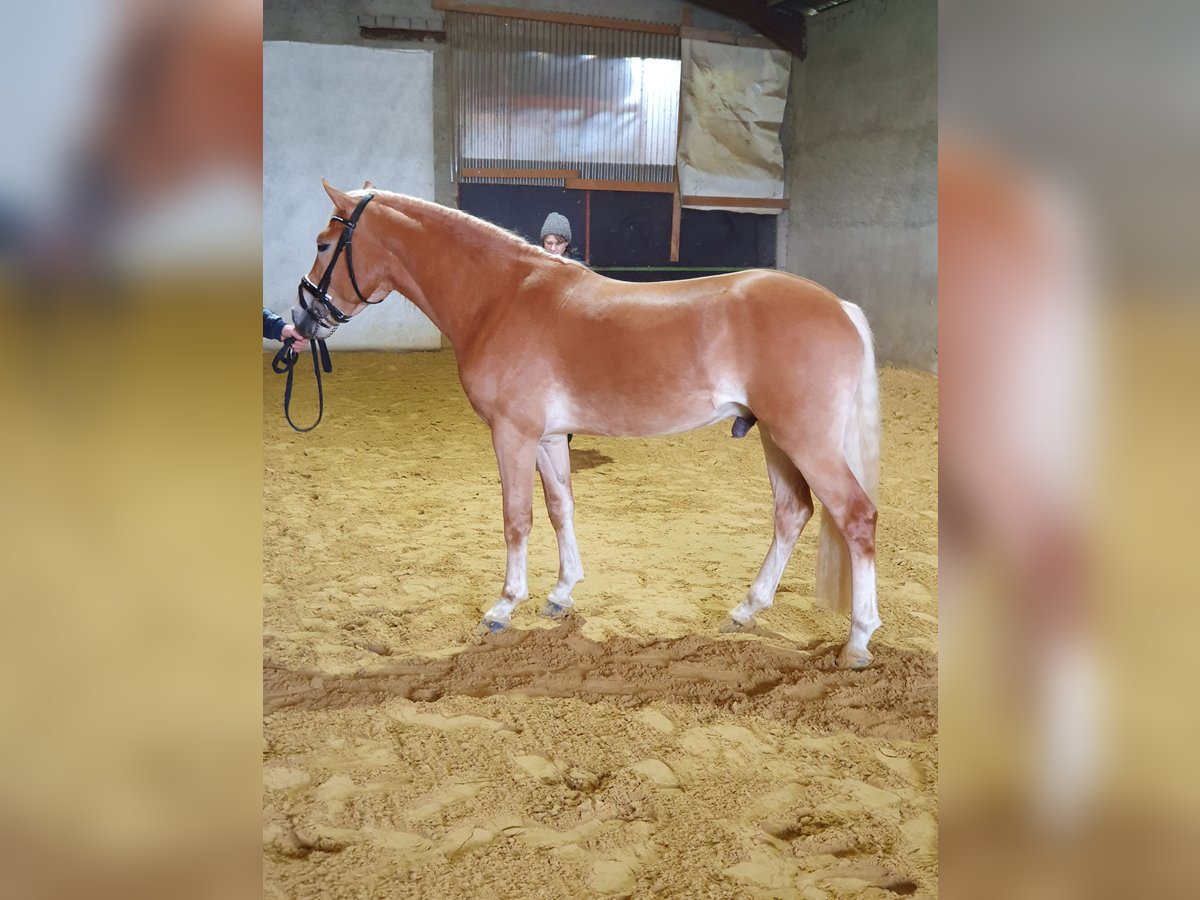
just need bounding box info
[479,423,539,632]
[534,434,583,618]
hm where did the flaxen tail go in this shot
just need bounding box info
[815,300,881,614]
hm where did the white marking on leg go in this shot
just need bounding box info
[548,517,583,606]
[844,553,880,655]
[730,513,810,623]
[485,426,537,626]
[537,436,584,610]
[485,537,528,624]
[730,432,812,625]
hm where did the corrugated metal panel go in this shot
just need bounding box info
[447,12,680,186]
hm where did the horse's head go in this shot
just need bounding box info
[292,180,389,340]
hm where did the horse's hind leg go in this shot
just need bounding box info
[793,452,880,669]
[535,434,584,618]
[727,424,814,627]
[480,424,539,632]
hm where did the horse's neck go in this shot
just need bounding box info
[381,201,528,348]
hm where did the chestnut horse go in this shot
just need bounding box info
[293,182,882,669]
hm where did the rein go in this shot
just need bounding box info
[272,337,333,432]
[274,192,377,433]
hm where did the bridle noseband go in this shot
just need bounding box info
[297,192,379,329]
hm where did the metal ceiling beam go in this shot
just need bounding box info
[686,0,807,58]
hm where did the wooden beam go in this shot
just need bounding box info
[460,167,579,179]
[564,179,677,194]
[670,189,682,263]
[682,196,790,209]
[672,45,686,264]
[680,26,775,49]
[584,190,592,266]
[360,26,446,42]
[431,1,679,36]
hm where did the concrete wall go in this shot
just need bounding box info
[266,2,455,210]
[263,42,438,350]
[782,0,937,370]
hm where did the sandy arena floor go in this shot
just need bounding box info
[263,349,938,898]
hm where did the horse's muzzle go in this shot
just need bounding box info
[291,304,336,341]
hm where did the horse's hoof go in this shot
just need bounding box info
[837,645,873,670]
[540,600,571,619]
[474,619,508,637]
[720,616,753,633]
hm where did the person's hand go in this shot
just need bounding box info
[280,323,309,351]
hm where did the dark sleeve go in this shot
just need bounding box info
[263,308,286,341]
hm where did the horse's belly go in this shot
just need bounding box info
[546,389,747,438]
[632,401,747,437]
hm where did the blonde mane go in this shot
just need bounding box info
[363,190,581,271]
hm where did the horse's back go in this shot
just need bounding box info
[570,267,847,329]
[539,267,862,378]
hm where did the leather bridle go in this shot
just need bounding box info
[296,192,379,330]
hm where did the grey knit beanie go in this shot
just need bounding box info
[540,212,572,243]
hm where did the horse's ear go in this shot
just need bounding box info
[362,180,375,190]
[321,178,352,211]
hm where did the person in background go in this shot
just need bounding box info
[539,212,584,263]
[263,307,309,350]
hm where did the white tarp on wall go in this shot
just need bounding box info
[263,42,438,350]
[677,40,791,214]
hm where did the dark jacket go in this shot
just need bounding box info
[263,308,286,341]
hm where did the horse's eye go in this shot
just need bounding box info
[317,243,330,252]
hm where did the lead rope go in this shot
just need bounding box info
[271,337,333,432]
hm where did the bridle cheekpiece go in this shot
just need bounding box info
[297,192,377,329]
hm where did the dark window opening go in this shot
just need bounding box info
[457,183,776,282]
